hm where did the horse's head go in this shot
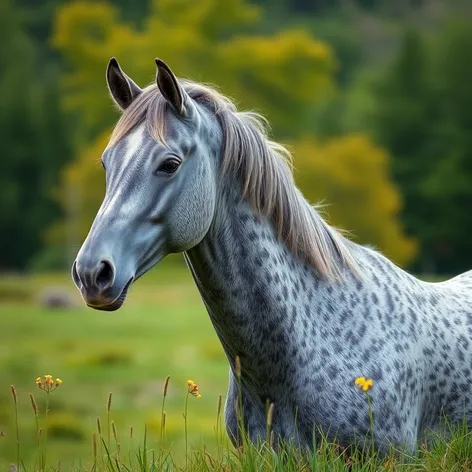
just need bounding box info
[72,58,220,310]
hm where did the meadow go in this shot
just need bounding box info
[0,260,471,471]
[0,256,230,468]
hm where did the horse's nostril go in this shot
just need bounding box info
[95,260,115,291]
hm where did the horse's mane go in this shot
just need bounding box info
[109,81,359,280]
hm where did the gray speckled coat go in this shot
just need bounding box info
[187,190,472,452]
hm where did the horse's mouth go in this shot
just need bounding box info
[86,277,134,312]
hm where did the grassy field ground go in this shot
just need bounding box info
[0,260,470,471]
[0,256,230,468]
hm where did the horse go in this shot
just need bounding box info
[72,57,472,454]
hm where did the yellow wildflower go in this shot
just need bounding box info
[187,380,201,398]
[355,376,373,392]
[36,375,62,392]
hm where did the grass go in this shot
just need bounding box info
[0,256,229,467]
[0,260,469,470]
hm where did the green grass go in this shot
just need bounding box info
[0,260,470,470]
[0,256,229,468]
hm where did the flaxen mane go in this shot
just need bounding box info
[109,81,358,280]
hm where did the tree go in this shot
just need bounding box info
[351,24,472,273]
[0,0,71,270]
[367,30,435,244]
[52,0,335,141]
[422,19,472,273]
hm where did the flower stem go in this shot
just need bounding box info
[366,393,375,458]
[43,391,50,471]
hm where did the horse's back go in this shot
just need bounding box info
[433,269,472,306]
[438,269,472,289]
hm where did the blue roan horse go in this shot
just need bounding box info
[72,58,472,453]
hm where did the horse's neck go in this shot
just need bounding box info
[185,191,290,317]
[184,184,329,384]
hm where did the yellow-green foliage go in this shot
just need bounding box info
[293,134,417,267]
[52,0,334,137]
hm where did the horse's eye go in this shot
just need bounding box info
[101,160,106,171]
[157,158,181,174]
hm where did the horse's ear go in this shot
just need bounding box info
[155,59,187,115]
[106,58,142,110]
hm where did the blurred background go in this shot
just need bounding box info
[1,0,472,466]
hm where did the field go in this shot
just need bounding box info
[0,256,230,468]
[0,260,471,471]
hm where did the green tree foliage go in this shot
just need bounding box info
[52,0,335,141]
[294,135,417,267]
[0,0,71,270]
[353,23,472,272]
[364,31,434,258]
[423,19,472,272]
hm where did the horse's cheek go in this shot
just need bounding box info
[167,172,215,252]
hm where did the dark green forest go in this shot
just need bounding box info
[2,0,472,274]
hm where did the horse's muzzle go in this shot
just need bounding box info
[72,258,133,310]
